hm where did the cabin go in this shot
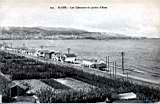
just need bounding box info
[92,63,106,70]
[82,59,96,68]
[18,47,28,54]
[73,59,83,66]
[50,52,64,62]
[26,49,37,56]
[9,82,29,97]
[45,51,60,59]
[82,59,106,69]
[1,45,10,50]
[10,48,19,53]
[5,46,11,51]
[63,53,77,63]
[0,46,5,50]
[36,49,50,58]
[0,44,8,50]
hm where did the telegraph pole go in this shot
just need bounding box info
[106,56,108,71]
[40,45,44,49]
[108,56,111,76]
[121,52,125,74]
[115,61,117,79]
[67,48,71,54]
[23,43,26,48]
[112,62,114,77]
[127,72,129,81]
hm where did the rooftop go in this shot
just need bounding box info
[9,81,29,90]
[38,49,50,53]
[64,53,77,57]
[27,49,37,53]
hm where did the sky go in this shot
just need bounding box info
[0,0,160,38]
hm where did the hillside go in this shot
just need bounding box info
[0,27,146,40]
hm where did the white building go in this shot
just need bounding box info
[26,49,37,56]
[36,49,50,57]
[51,52,63,62]
[82,60,96,68]
[63,53,77,63]
[82,59,106,69]
[0,46,5,50]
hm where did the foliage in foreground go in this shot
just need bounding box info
[41,79,70,90]
[36,87,109,103]
[0,51,160,102]
[69,68,160,102]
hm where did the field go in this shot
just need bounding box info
[54,77,96,92]
[0,51,160,103]
[41,78,70,90]
[13,79,55,94]
[0,51,67,80]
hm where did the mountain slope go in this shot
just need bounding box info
[0,27,146,40]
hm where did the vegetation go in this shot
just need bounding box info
[41,79,70,90]
[0,75,13,103]
[36,87,109,103]
[62,67,160,102]
[0,75,10,97]
[0,51,67,79]
[0,51,160,103]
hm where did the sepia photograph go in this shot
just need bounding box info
[0,0,160,103]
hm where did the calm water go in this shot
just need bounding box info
[1,39,160,78]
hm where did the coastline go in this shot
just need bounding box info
[3,49,160,89]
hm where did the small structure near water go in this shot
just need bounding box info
[51,52,63,62]
[82,59,106,69]
[63,53,77,63]
[36,49,50,58]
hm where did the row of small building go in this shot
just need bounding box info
[0,44,107,70]
[0,44,139,103]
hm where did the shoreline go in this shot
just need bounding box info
[2,49,160,89]
[1,50,160,103]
